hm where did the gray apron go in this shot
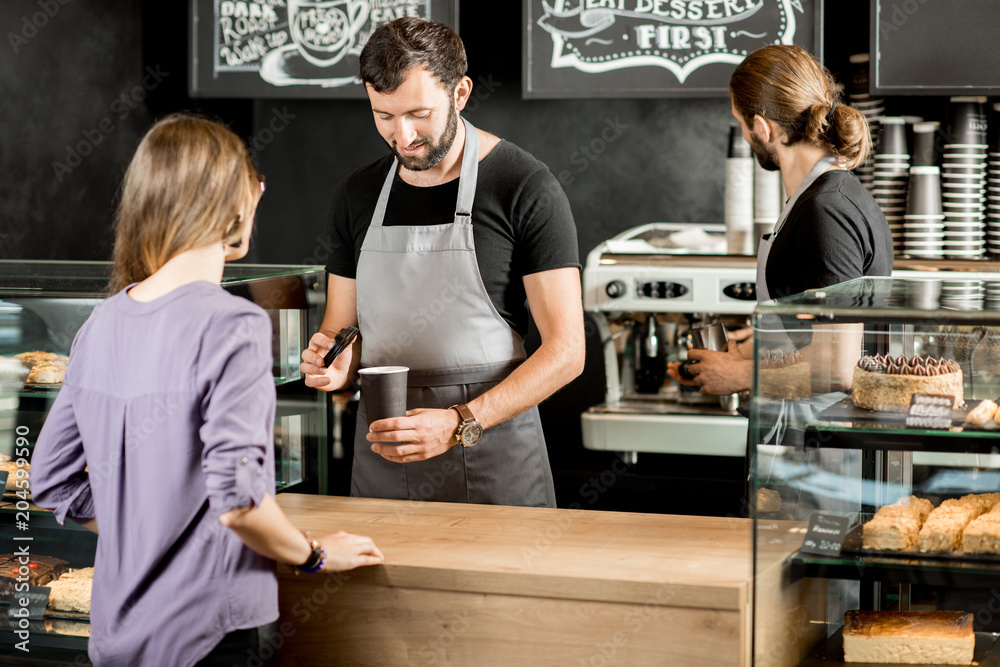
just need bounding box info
[351,117,556,507]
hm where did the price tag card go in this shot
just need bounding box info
[799,512,852,557]
[7,585,50,620]
[905,394,954,430]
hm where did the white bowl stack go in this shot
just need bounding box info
[942,97,989,259]
[848,54,883,192]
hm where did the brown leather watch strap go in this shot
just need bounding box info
[449,403,476,423]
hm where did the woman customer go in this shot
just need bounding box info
[31,114,383,667]
[668,44,893,395]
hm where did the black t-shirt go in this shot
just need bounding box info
[325,141,580,337]
[765,170,894,299]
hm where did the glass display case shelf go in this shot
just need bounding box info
[789,549,1000,588]
[758,276,1000,324]
[797,629,1000,667]
[0,375,307,400]
[804,423,1000,454]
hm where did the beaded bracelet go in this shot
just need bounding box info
[296,533,327,574]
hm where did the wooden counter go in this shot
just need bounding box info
[274,495,819,666]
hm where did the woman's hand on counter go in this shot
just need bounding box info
[685,341,752,395]
[301,330,354,391]
[317,531,385,572]
[367,408,461,463]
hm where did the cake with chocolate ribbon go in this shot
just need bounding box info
[852,355,963,411]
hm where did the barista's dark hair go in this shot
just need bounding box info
[729,44,870,170]
[359,17,467,94]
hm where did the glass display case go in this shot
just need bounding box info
[752,276,1000,667]
[0,261,328,658]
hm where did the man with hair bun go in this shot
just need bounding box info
[300,18,584,508]
[669,44,892,396]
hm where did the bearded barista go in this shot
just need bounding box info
[300,18,585,507]
[667,44,893,396]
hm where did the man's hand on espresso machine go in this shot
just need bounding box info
[683,341,753,396]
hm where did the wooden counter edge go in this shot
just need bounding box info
[277,494,751,612]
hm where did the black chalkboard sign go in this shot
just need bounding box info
[190,0,460,98]
[7,586,49,621]
[870,0,1000,95]
[523,0,824,98]
[799,512,851,557]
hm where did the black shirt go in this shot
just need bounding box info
[765,170,894,299]
[325,141,580,337]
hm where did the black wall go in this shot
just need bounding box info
[0,1,815,265]
[0,0,960,513]
[1,0,956,264]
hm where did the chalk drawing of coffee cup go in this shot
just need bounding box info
[288,0,370,68]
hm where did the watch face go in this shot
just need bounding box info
[461,423,484,447]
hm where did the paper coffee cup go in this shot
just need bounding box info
[358,366,408,434]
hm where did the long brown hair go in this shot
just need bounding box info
[729,44,871,170]
[110,114,258,293]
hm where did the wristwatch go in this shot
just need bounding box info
[449,403,483,447]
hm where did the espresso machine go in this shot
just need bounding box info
[581,223,758,460]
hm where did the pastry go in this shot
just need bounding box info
[0,553,68,587]
[842,610,974,664]
[918,501,981,553]
[862,504,922,551]
[0,461,28,493]
[962,513,1000,554]
[44,619,91,637]
[46,567,93,614]
[13,351,69,384]
[896,495,935,523]
[957,493,998,514]
[758,350,811,399]
[851,355,963,411]
[965,399,998,426]
[756,488,781,513]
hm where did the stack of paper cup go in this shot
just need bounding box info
[940,279,984,310]
[903,166,944,258]
[912,121,941,168]
[753,161,781,242]
[988,103,1000,256]
[942,97,988,259]
[849,54,884,192]
[725,126,754,255]
[985,278,1000,309]
[872,118,910,234]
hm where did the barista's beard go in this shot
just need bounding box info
[748,131,780,172]
[390,104,460,172]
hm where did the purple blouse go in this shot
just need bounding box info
[31,281,278,667]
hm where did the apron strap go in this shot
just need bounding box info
[370,158,398,231]
[455,117,479,219]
